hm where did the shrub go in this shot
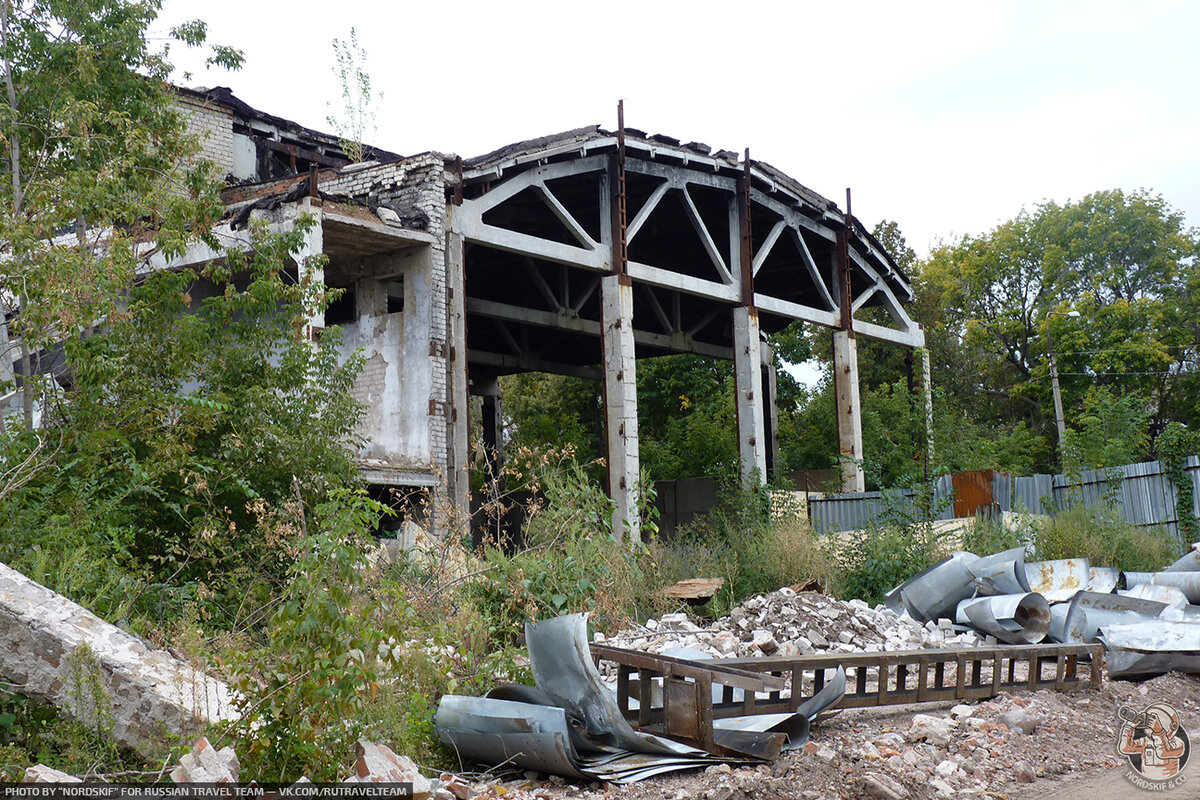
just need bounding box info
[1033,504,1177,572]
[837,523,936,607]
[655,483,841,613]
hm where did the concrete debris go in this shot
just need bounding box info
[853,771,909,800]
[906,714,955,747]
[0,560,237,760]
[170,737,239,783]
[349,739,434,798]
[21,765,82,783]
[999,708,1040,735]
[600,587,985,668]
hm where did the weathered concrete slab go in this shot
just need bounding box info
[0,560,237,758]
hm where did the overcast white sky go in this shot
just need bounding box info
[156,0,1200,260]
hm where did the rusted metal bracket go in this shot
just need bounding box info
[591,641,1102,756]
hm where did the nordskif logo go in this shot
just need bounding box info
[1118,703,1191,789]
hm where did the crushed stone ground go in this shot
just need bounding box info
[438,588,1200,800]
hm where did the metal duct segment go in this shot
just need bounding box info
[1104,620,1200,680]
[1051,591,1168,645]
[1123,572,1200,603]
[955,593,1050,644]
[1120,582,1190,605]
[969,559,1029,596]
[891,552,979,623]
[1164,545,1200,572]
[434,695,594,779]
[1087,567,1120,593]
[1024,559,1090,603]
[1047,603,1087,645]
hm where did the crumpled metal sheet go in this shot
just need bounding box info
[1024,558,1090,603]
[1103,620,1200,679]
[1123,572,1200,603]
[434,613,846,783]
[1087,567,1120,593]
[969,559,1030,596]
[955,593,1050,644]
[1164,544,1200,572]
[1120,582,1190,605]
[886,552,979,622]
[1045,591,1166,645]
[527,613,701,757]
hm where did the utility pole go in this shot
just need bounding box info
[1045,309,1079,464]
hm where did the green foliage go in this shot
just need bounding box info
[658,482,841,612]
[326,27,381,163]
[836,464,951,606]
[837,525,935,607]
[225,490,402,782]
[0,219,366,630]
[919,189,1200,473]
[499,374,603,467]
[1061,388,1151,472]
[0,0,241,427]
[1156,421,1199,546]
[1033,505,1177,572]
[960,513,1031,556]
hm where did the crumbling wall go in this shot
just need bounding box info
[321,156,450,482]
[0,561,237,759]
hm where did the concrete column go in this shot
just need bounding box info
[761,339,780,482]
[919,347,935,464]
[833,329,865,492]
[600,274,640,541]
[0,310,13,389]
[733,306,767,488]
[477,376,504,547]
[294,198,324,338]
[479,380,504,484]
[447,232,470,531]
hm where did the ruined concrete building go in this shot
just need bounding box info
[8,87,927,537]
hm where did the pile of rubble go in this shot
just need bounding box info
[596,543,1200,682]
[596,588,983,668]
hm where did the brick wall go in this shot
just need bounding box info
[178,94,234,176]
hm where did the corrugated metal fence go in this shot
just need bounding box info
[810,457,1200,540]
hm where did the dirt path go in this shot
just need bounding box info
[1032,765,1200,800]
[462,672,1200,800]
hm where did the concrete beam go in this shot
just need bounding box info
[732,307,766,487]
[0,561,237,759]
[833,329,865,492]
[600,274,640,541]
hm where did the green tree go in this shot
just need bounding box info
[920,189,1199,471]
[326,27,380,163]
[0,0,240,429]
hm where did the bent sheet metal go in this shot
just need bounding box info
[434,613,846,783]
[1103,620,1200,680]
